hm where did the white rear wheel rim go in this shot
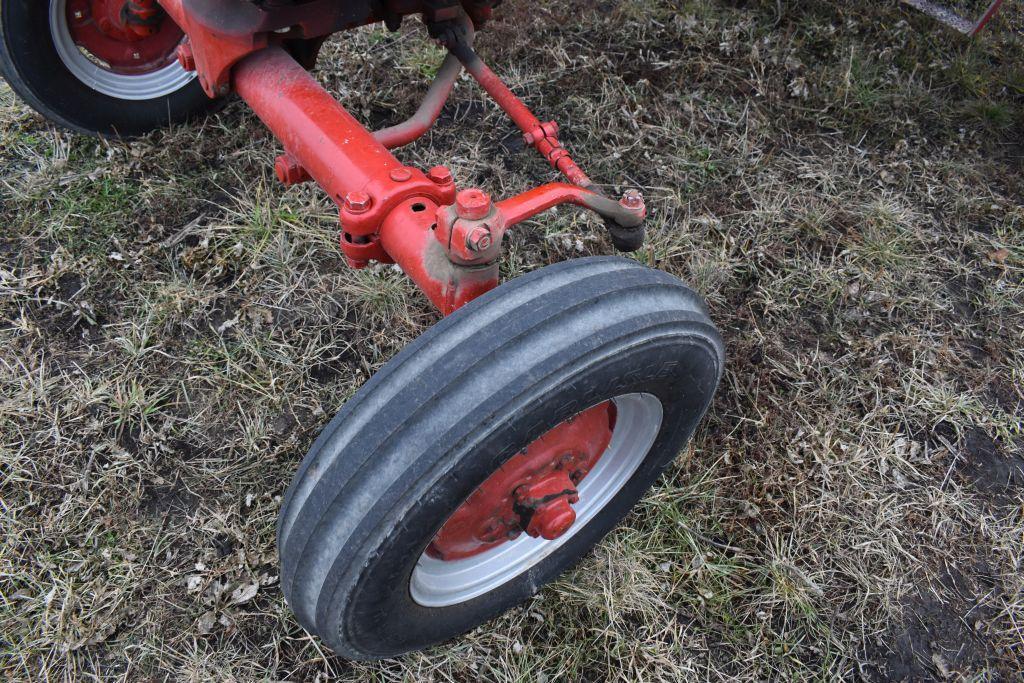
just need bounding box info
[49,0,194,101]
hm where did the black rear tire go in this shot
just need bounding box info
[0,0,216,137]
[277,256,724,660]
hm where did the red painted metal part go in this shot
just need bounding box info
[67,0,183,74]
[972,0,1009,34]
[432,182,645,267]
[231,45,487,313]
[158,0,268,97]
[233,46,413,210]
[158,0,471,98]
[449,41,593,188]
[156,1,648,316]
[427,401,617,561]
[378,196,499,312]
[372,52,465,149]
[222,39,646,314]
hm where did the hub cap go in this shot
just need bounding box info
[50,0,194,100]
[410,393,664,607]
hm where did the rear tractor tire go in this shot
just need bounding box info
[0,0,216,136]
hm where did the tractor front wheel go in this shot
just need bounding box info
[277,256,724,659]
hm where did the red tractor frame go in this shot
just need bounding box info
[162,0,647,315]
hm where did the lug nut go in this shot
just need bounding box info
[389,167,412,182]
[344,191,372,214]
[176,43,196,71]
[466,226,492,252]
[426,165,453,185]
[455,188,492,220]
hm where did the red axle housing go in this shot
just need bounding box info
[157,0,646,314]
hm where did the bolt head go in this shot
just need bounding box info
[274,154,308,186]
[176,44,196,71]
[132,52,141,60]
[455,188,492,220]
[620,189,644,210]
[466,226,492,252]
[344,191,372,214]
[389,167,412,182]
[73,10,84,19]
[426,165,453,185]
[345,255,369,270]
[274,156,290,184]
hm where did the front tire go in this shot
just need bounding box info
[0,0,215,136]
[277,256,724,659]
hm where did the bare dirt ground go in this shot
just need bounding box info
[2,0,1022,680]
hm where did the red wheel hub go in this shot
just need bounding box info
[65,0,183,74]
[427,401,617,561]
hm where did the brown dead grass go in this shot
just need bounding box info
[1,0,1022,680]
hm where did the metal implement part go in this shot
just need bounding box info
[901,0,1006,35]
[158,0,650,315]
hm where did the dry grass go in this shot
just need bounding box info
[1,0,1022,680]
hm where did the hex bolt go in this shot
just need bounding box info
[426,165,453,185]
[455,188,492,221]
[465,225,492,252]
[274,154,311,186]
[132,52,141,60]
[344,191,372,214]
[344,255,369,270]
[73,10,85,20]
[389,167,412,183]
[620,189,644,210]
[176,44,196,71]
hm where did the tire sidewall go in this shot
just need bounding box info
[0,0,210,136]
[327,328,721,658]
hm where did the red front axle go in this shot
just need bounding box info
[158,0,645,315]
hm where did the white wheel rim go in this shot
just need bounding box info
[49,0,194,100]
[410,393,664,607]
